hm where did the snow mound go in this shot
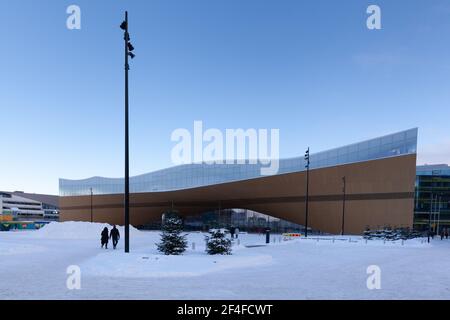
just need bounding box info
[81,252,273,278]
[31,221,143,240]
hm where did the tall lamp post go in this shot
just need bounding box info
[341,176,346,236]
[90,187,93,223]
[428,191,433,243]
[218,201,222,228]
[304,147,310,238]
[437,193,443,236]
[120,11,136,253]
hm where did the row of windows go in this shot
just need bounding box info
[3,201,41,206]
[3,206,43,211]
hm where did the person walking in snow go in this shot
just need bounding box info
[445,228,449,239]
[110,225,120,250]
[440,229,445,240]
[229,226,235,239]
[234,227,239,239]
[101,227,109,249]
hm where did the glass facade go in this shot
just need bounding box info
[414,165,450,233]
[59,128,418,196]
[181,209,304,234]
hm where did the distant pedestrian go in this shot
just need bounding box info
[445,228,449,240]
[440,229,445,240]
[234,227,239,239]
[109,225,120,250]
[101,227,109,249]
[229,226,235,239]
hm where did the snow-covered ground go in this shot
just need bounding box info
[1,222,449,300]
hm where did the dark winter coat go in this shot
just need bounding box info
[101,228,109,244]
[110,227,120,240]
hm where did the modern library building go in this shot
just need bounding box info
[59,128,420,235]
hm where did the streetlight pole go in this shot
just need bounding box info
[90,187,93,223]
[341,176,346,236]
[304,147,310,238]
[437,194,442,236]
[433,194,437,234]
[120,11,135,253]
[218,201,221,229]
[428,191,433,243]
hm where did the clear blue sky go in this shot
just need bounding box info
[1,0,450,195]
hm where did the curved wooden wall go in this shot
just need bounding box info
[60,154,416,234]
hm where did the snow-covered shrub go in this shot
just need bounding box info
[205,229,232,255]
[363,226,423,241]
[156,212,188,255]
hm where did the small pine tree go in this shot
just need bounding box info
[156,212,188,255]
[205,229,232,255]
